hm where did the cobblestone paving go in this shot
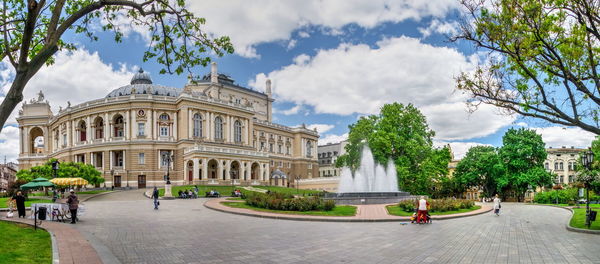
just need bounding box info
[76,190,600,264]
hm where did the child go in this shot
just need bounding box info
[426,212,432,223]
[410,212,417,223]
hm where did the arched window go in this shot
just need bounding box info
[306,141,312,157]
[159,113,169,120]
[78,121,87,141]
[193,113,202,138]
[114,115,124,137]
[94,117,104,139]
[214,116,223,140]
[234,120,242,143]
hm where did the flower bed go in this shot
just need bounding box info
[397,198,475,213]
[244,192,336,212]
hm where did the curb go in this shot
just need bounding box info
[0,218,60,263]
[204,200,493,223]
[527,204,600,235]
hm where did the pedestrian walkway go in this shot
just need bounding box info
[242,186,268,193]
[2,217,102,264]
[205,198,493,221]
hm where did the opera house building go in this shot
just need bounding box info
[17,63,319,188]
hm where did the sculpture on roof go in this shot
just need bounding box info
[37,90,45,102]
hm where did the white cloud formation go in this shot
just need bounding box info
[531,126,597,149]
[319,133,348,146]
[187,0,460,57]
[281,104,304,115]
[0,126,20,163]
[0,49,135,162]
[418,19,459,38]
[306,124,334,134]
[252,36,515,141]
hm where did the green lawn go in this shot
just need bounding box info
[0,198,53,209]
[221,201,357,216]
[569,208,600,230]
[386,205,482,216]
[0,221,52,264]
[535,203,600,208]
[159,185,322,197]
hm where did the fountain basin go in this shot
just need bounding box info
[324,192,416,205]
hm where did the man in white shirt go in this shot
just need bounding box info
[417,196,429,224]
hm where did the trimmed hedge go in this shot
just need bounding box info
[534,188,599,205]
[398,198,475,213]
[244,192,336,211]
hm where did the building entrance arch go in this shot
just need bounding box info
[29,127,44,154]
[251,162,260,180]
[230,161,240,179]
[208,159,218,179]
[187,161,194,182]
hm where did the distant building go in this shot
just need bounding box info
[544,146,585,185]
[317,141,347,178]
[0,162,17,192]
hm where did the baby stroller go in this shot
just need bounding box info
[416,210,432,224]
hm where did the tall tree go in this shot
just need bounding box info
[498,128,552,201]
[336,103,450,195]
[453,146,505,198]
[454,0,600,135]
[16,158,104,185]
[577,136,600,193]
[0,0,234,132]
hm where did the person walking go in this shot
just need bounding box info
[13,191,26,218]
[152,187,160,210]
[66,190,79,224]
[493,194,501,216]
[417,196,429,224]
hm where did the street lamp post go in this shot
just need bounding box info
[581,148,595,229]
[51,160,59,179]
[230,170,236,194]
[163,152,174,198]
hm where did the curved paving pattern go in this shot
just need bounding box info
[77,190,600,264]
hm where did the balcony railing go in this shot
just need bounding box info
[185,145,268,158]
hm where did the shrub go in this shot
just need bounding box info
[244,191,335,211]
[533,188,588,204]
[398,198,475,213]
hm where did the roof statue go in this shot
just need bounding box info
[37,90,45,102]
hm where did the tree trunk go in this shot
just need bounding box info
[0,71,29,131]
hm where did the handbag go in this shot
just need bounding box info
[6,211,14,218]
[157,201,160,206]
[499,204,501,209]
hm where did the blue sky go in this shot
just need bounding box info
[0,0,596,162]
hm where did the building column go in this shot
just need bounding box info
[202,158,208,180]
[193,158,199,180]
[217,159,223,180]
[188,108,192,138]
[109,151,113,170]
[124,111,129,140]
[259,164,265,182]
[86,116,91,143]
[225,160,231,180]
[104,113,109,141]
[152,110,157,140]
[123,150,126,169]
[265,164,270,182]
[244,119,249,145]
[173,111,178,140]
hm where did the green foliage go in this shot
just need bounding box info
[533,188,587,204]
[453,146,505,197]
[336,103,451,195]
[498,128,552,201]
[396,199,475,213]
[16,159,104,186]
[0,0,234,132]
[576,136,600,193]
[455,0,600,134]
[244,192,336,212]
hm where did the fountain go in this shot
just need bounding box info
[324,146,414,205]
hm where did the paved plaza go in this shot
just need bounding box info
[74,190,600,264]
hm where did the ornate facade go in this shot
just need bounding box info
[17,63,319,188]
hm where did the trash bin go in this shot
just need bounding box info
[37,206,47,220]
[590,210,597,221]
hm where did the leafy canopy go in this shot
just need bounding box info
[336,103,451,195]
[454,0,600,135]
[453,145,505,197]
[0,0,233,132]
[16,158,104,185]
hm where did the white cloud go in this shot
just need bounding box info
[252,36,515,141]
[515,122,528,127]
[298,31,311,38]
[531,126,597,149]
[0,49,135,162]
[434,141,492,160]
[287,39,297,50]
[188,0,460,57]
[418,19,459,38]
[281,104,303,115]
[319,133,348,145]
[0,126,21,163]
[306,124,334,134]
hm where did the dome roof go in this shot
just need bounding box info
[106,68,183,98]
[131,68,152,84]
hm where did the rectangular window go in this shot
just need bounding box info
[269,143,274,152]
[62,134,67,145]
[286,146,290,155]
[260,142,265,151]
[160,151,171,167]
[270,160,274,166]
[288,162,291,168]
[138,153,145,164]
[278,161,283,167]
[308,164,313,169]
[160,126,168,137]
[138,123,145,136]
[278,144,282,154]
